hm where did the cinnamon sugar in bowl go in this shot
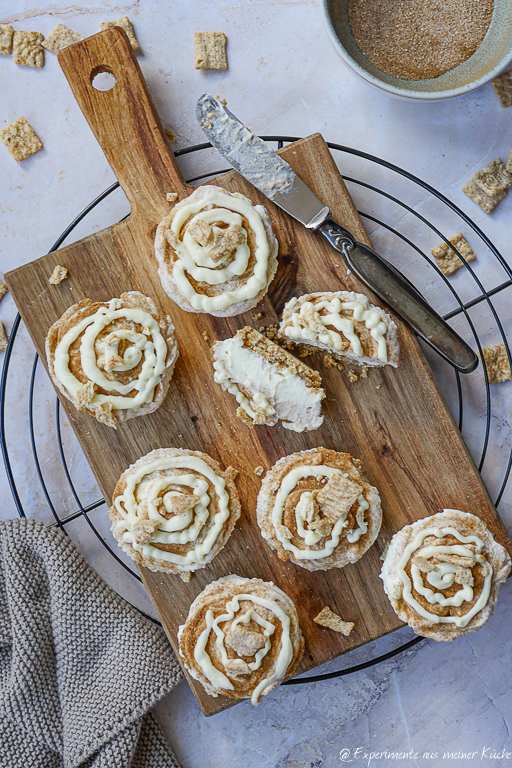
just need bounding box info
[323,0,512,100]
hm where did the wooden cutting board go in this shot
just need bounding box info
[6,28,511,716]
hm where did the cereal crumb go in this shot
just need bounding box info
[0,24,14,55]
[252,312,263,321]
[323,353,344,372]
[166,192,178,202]
[492,70,512,108]
[0,282,8,302]
[482,344,512,383]
[49,265,68,285]
[194,31,228,70]
[164,127,176,142]
[0,117,42,162]
[13,31,44,67]
[298,346,310,358]
[348,370,359,382]
[507,147,512,174]
[0,322,8,352]
[92,400,118,429]
[431,233,476,276]
[360,366,368,378]
[42,23,84,53]
[314,606,354,636]
[201,331,210,342]
[100,16,139,50]
[375,384,382,390]
[254,465,264,477]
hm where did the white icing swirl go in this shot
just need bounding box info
[396,525,492,627]
[272,465,369,560]
[284,296,388,362]
[53,298,169,410]
[114,455,231,566]
[170,189,271,312]
[192,592,293,705]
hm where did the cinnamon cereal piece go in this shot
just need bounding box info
[13,31,44,67]
[0,117,42,162]
[431,553,475,567]
[323,353,343,372]
[507,146,512,174]
[76,381,95,410]
[100,17,139,50]
[474,159,512,197]
[194,31,228,70]
[309,517,333,537]
[463,175,507,213]
[208,224,245,262]
[42,23,84,53]
[492,71,512,108]
[254,465,265,477]
[168,493,197,515]
[201,330,210,343]
[454,566,474,587]
[132,517,160,545]
[179,571,192,582]
[0,322,8,352]
[276,523,293,540]
[431,233,476,276]
[0,282,8,302]
[188,219,212,247]
[93,401,118,429]
[482,344,512,383]
[314,606,354,636]
[166,192,178,202]
[348,370,359,382]
[49,265,68,285]
[0,24,14,55]
[317,474,363,523]
[411,555,439,573]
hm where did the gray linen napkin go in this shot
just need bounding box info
[0,518,183,768]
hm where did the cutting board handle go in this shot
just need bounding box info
[58,28,188,217]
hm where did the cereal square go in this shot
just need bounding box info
[474,158,512,197]
[313,606,354,636]
[462,176,507,213]
[431,233,476,276]
[0,24,14,55]
[0,322,8,352]
[13,30,44,67]
[49,264,68,284]
[42,23,84,53]
[100,17,139,50]
[194,32,228,70]
[166,191,178,202]
[492,70,512,108]
[0,117,42,162]
[482,344,512,383]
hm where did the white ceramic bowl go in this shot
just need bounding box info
[323,0,512,100]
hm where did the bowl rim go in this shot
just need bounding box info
[322,0,512,100]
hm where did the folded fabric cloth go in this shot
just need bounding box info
[0,519,183,768]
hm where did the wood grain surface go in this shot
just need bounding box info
[5,28,511,716]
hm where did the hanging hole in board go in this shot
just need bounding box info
[91,70,116,92]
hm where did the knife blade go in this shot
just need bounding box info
[196,94,478,374]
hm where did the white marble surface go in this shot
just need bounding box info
[1,1,512,765]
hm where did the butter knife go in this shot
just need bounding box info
[196,94,478,374]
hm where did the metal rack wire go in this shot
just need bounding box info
[2,138,512,681]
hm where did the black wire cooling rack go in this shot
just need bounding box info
[2,138,512,683]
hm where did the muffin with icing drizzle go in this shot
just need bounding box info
[109,448,241,579]
[45,291,179,429]
[256,447,382,571]
[154,184,278,317]
[381,509,511,641]
[178,574,304,704]
[279,291,400,368]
